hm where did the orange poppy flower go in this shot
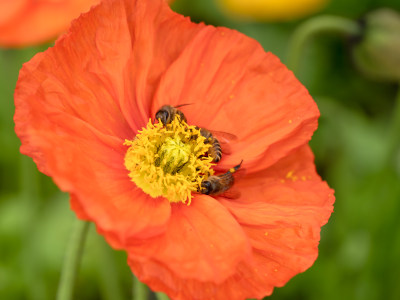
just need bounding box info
[0,0,100,47]
[14,0,334,299]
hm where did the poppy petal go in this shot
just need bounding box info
[127,145,333,299]
[0,0,99,47]
[15,3,137,138]
[127,195,251,284]
[152,27,318,173]
[0,0,27,26]
[14,0,177,246]
[220,145,334,290]
[15,100,171,245]
[120,0,205,130]
[230,144,334,206]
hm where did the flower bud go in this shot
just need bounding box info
[216,0,329,22]
[352,8,400,82]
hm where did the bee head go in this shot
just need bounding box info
[200,180,212,195]
[155,108,171,126]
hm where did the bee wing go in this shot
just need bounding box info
[216,188,241,200]
[209,130,238,142]
[209,130,238,155]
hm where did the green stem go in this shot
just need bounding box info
[155,292,170,300]
[19,155,40,201]
[386,85,400,165]
[132,275,149,300]
[287,15,362,73]
[95,234,125,300]
[56,220,90,300]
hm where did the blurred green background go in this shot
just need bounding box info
[1,0,400,299]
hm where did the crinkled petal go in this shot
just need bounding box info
[152,26,318,173]
[221,145,334,293]
[120,0,205,131]
[127,195,251,284]
[0,0,99,47]
[15,101,171,246]
[15,1,136,139]
[128,145,334,300]
[14,0,180,247]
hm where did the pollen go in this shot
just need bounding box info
[286,170,294,178]
[286,170,299,181]
[124,118,214,205]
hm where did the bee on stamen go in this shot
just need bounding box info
[200,160,243,197]
[155,105,236,162]
[198,127,222,162]
[155,104,191,126]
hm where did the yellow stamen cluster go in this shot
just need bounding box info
[124,118,214,204]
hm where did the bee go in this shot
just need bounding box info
[199,128,222,162]
[155,104,237,162]
[155,104,191,125]
[198,128,238,162]
[200,160,243,197]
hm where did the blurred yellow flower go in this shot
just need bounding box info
[217,0,329,21]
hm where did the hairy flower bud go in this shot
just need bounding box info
[352,8,400,82]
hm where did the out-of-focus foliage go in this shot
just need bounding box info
[1,0,400,299]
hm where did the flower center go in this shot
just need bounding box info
[124,117,214,204]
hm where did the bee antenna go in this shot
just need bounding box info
[233,160,243,171]
[174,103,194,109]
